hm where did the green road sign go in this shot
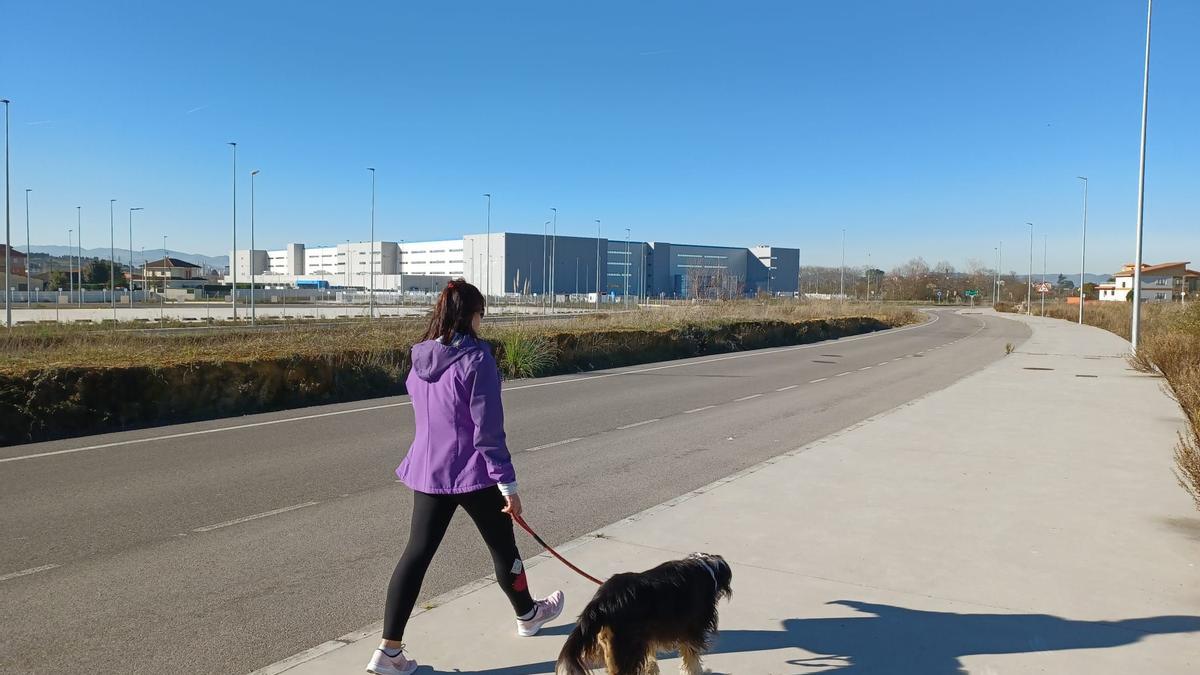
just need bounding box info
[965,290,978,297]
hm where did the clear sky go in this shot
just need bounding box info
[3,0,1197,274]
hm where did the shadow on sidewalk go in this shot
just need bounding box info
[418,600,1200,674]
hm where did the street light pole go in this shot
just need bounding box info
[109,198,117,322]
[228,142,238,320]
[624,227,630,305]
[2,98,10,329]
[1026,223,1033,314]
[594,218,601,310]
[549,208,557,312]
[1077,176,1088,324]
[483,193,491,300]
[24,188,31,309]
[542,219,548,311]
[76,206,82,308]
[993,245,999,306]
[839,228,846,300]
[68,228,74,301]
[128,207,142,308]
[250,169,259,326]
[161,235,167,324]
[865,252,871,301]
[1131,0,1153,354]
[368,167,376,319]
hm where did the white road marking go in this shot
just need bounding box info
[878,362,889,367]
[734,394,763,402]
[775,385,799,392]
[4,312,948,465]
[617,419,660,430]
[0,402,412,465]
[683,405,715,414]
[835,372,852,377]
[192,501,320,533]
[809,378,828,383]
[523,437,582,452]
[0,563,60,583]
[858,366,872,371]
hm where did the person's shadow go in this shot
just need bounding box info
[421,600,1200,674]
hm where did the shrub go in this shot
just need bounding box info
[494,331,558,379]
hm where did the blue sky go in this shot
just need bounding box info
[3,0,1197,273]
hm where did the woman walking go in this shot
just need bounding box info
[368,280,565,675]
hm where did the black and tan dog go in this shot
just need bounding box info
[556,553,732,675]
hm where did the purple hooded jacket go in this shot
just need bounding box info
[395,335,517,495]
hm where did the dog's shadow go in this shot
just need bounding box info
[420,600,1200,674]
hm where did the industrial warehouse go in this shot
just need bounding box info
[228,233,800,300]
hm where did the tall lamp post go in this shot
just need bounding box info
[839,228,846,300]
[1026,222,1033,314]
[594,218,602,309]
[483,193,491,299]
[128,207,143,308]
[624,227,631,306]
[228,142,238,320]
[109,198,117,321]
[1131,0,1153,354]
[250,169,260,325]
[3,98,10,329]
[549,207,557,311]
[542,219,549,310]
[368,167,376,319]
[24,188,31,308]
[68,228,74,301]
[76,206,82,308]
[998,242,1003,305]
[1077,176,1088,324]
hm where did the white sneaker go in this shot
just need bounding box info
[516,590,565,636]
[366,646,418,675]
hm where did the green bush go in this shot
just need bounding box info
[495,332,558,379]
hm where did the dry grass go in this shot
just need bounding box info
[0,300,919,376]
[0,300,921,445]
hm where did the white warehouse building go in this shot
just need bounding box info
[227,240,463,291]
[230,232,799,299]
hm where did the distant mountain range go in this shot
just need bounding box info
[29,246,228,270]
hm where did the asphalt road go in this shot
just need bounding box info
[0,309,1029,674]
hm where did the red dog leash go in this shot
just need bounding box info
[512,513,604,586]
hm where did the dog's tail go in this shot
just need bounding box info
[555,613,599,675]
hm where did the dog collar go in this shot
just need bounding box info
[693,556,719,591]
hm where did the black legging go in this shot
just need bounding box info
[383,486,536,641]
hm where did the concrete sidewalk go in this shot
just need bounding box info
[262,311,1200,674]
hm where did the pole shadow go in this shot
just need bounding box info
[420,600,1200,674]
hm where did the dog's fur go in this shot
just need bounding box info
[555,553,732,675]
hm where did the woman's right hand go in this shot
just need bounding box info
[502,494,523,518]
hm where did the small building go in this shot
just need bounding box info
[1097,262,1198,303]
[0,245,44,290]
[142,257,205,284]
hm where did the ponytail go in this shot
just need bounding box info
[423,279,486,344]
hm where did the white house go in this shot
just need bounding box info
[1096,262,1199,303]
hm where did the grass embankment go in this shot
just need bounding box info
[1009,301,1200,511]
[0,301,920,445]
